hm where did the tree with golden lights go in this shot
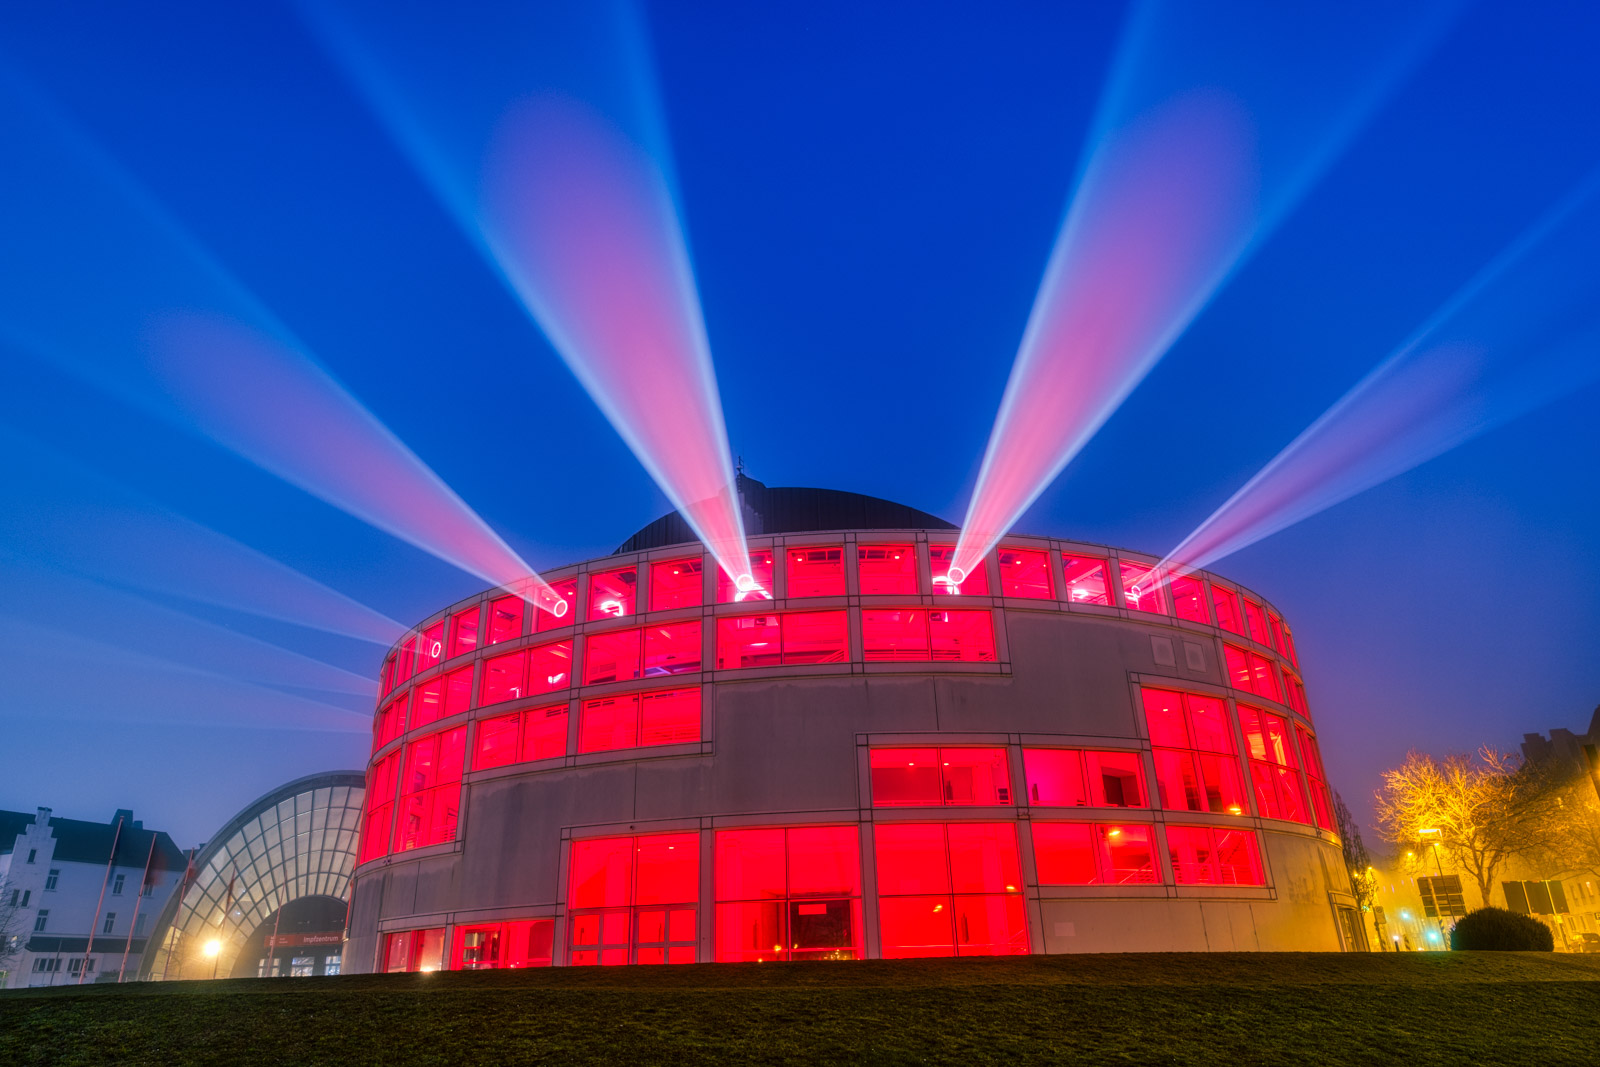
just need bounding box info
[1375,747,1563,908]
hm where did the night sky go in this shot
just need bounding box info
[2,1,1597,847]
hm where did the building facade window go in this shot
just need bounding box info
[451,919,555,970]
[873,823,1028,958]
[649,557,703,611]
[45,869,59,891]
[1170,574,1210,623]
[588,567,638,620]
[1166,825,1264,886]
[869,748,1012,806]
[1119,560,1166,615]
[486,595,524,645]
[383,928,445,972]
[1022,749,1146,808]
[1210,586,1244,635]
[930,545,988,595]
[714,826,862,962]
[393,725,467,853]
[112,873,125,895]
[448,604,480,659]
[786,546,846,597]
[861,610,996,664]
[1298,730,1336,831]
[474,703,568,770]
[568,833,699,965]
[102,912,116,934]
[360,749,400,863]
[998,548,1053,599]
[1141,687,1247,815]
[579,688,700,754]
[1032,823,1158,885]
[717,550,774,603]
[715,611,849,669]
[535,578,579,632]
[480,641,573,706]
[857,545,917,595]
[1061,555,1111,604]
[1238,706,1310,824]
[34,909,49,932]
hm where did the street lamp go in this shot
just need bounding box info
[203,938,222,980]
[1417,828,1450,948]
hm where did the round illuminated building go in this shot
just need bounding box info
[347,480,1363,972]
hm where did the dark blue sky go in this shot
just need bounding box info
[1,1,1597,845]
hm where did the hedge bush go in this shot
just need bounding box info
[1449,906,1554,951]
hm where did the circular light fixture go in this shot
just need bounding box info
[735,573,758,592]
[550,598,570,618]
[947,566,966,585]
[203,939,222,958]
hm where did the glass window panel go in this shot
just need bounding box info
[857,544,917,595]
[998,548,1053,599]
[715,614,781,669]
[876,896,955,959]
[940,748,1012,806]
[584,628,641,685]
[870,748,942,807]
[929,610,997,662]
[1085,751,1145,808]
[862,609,929,662]
[1243,600,1270,645]
[588,568,638,621]
[1119,561,1167,615]
[952,894,1028,956]
[1184,694,1233,754]
[639,688,700,746]
[1171,575,1209,623]
[1211,586,1244,635]
[1267,612,1286,654]
[781,610,849,665]
[643,622,702,676]
[570,837,634,909]
[1223,645,1253,692]
[873,824,951,895]
[1103,825,1157,884]
[634,833,699,905]
[1140,689,1191,748]
[1023,749,1089,807]
[785,546,846,598]
[1031,822,1100,884]
[946,823,1022,894]
[409,679,444,730]
[1061,556,1111,605]
[786,826,861,897]
[526,641,573,694]
[417,621,445,673]
[579,695,638,753]
[535,578,579,633]
[479,650,527,706]
[487,596,524,645]
[649,557,703,611]
[714,900,785,962]
[715,829,786,901]
[1249,653,1282,702]
[929,545,988,595]
[522,703,568,760]
[448,605,480,659]
[396,637,415,683]
[444,666,473,717]
[717,550,775,604]
[474,713,520,770]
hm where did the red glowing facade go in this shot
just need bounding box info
[351,492,1361,970]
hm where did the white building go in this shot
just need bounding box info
[0,807,186,987]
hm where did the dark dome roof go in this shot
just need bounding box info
[615,475,954,553]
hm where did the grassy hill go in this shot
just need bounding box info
[4,952,1599,1066]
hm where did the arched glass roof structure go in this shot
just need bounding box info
[140,771,364,980]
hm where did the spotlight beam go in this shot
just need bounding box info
[1159,171,1600,576]
[301,0,754,586]
[0,426,403,645]
[950,0,1456,579]
[0,71,566,615]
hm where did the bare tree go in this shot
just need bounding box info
[0,875,24,982]
[1375,747,1563,908]
[1333,792,1378,910]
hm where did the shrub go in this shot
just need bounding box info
[1449,907,1554,951]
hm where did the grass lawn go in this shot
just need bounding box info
[4,952,1599,1066]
